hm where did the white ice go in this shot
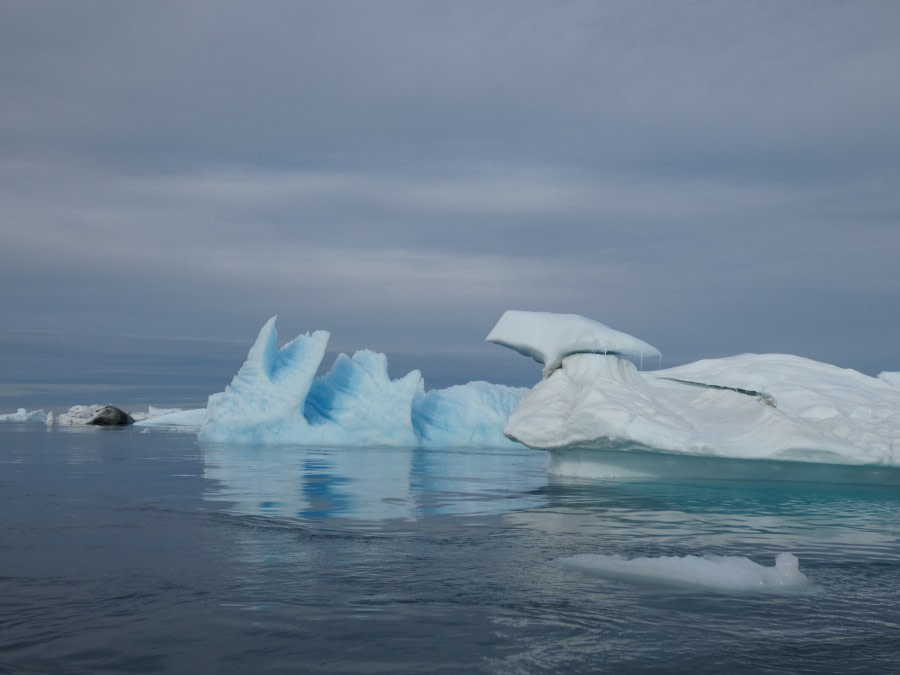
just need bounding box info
[0,405,205,427]
[134,407,207,427]
[57,405,105,425]
[198,316,525,447]
[486,310,661,378]
[0,408,47,423]
[880,371,900,388]
[558,552,810,592]
[500,314,900,469]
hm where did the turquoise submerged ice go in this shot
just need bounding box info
[198,317,525,447]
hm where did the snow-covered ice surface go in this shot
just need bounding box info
[506,351,900,468]
[486,310,661,377]
[881,371,900,388]
[495,313,900,472]
[558,552,811,593]
[198,317,525,447]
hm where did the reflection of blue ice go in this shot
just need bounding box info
[413,446,546,516]
[299,458,350,519]
[202,443,546,522]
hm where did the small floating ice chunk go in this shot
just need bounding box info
[559,552,809,592]
[486,310,661,378]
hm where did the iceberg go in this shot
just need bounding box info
[495,312,900,469]
[198,316,525,447]
[18,309,893,474]
[559,552,810,592]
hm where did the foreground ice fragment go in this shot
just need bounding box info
[559,552,809,592]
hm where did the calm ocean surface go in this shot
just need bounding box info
[3,424,900,674]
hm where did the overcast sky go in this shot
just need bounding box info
[2,0,899,394]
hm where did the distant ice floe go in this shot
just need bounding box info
[0,405,205,428]
[198,316,525,447]
[134,407,207,427]
[559,552,810,592]
[0,408,48,423]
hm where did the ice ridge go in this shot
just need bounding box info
[199,317,525,447]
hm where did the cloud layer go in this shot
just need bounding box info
[2,1,899,383]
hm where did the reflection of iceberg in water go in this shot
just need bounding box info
[410,445,546,516]
[203,445,415,521]
[202,443,546,522]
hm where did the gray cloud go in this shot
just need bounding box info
[2,0,899,390]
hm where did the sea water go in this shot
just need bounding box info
[2,425,900,674]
